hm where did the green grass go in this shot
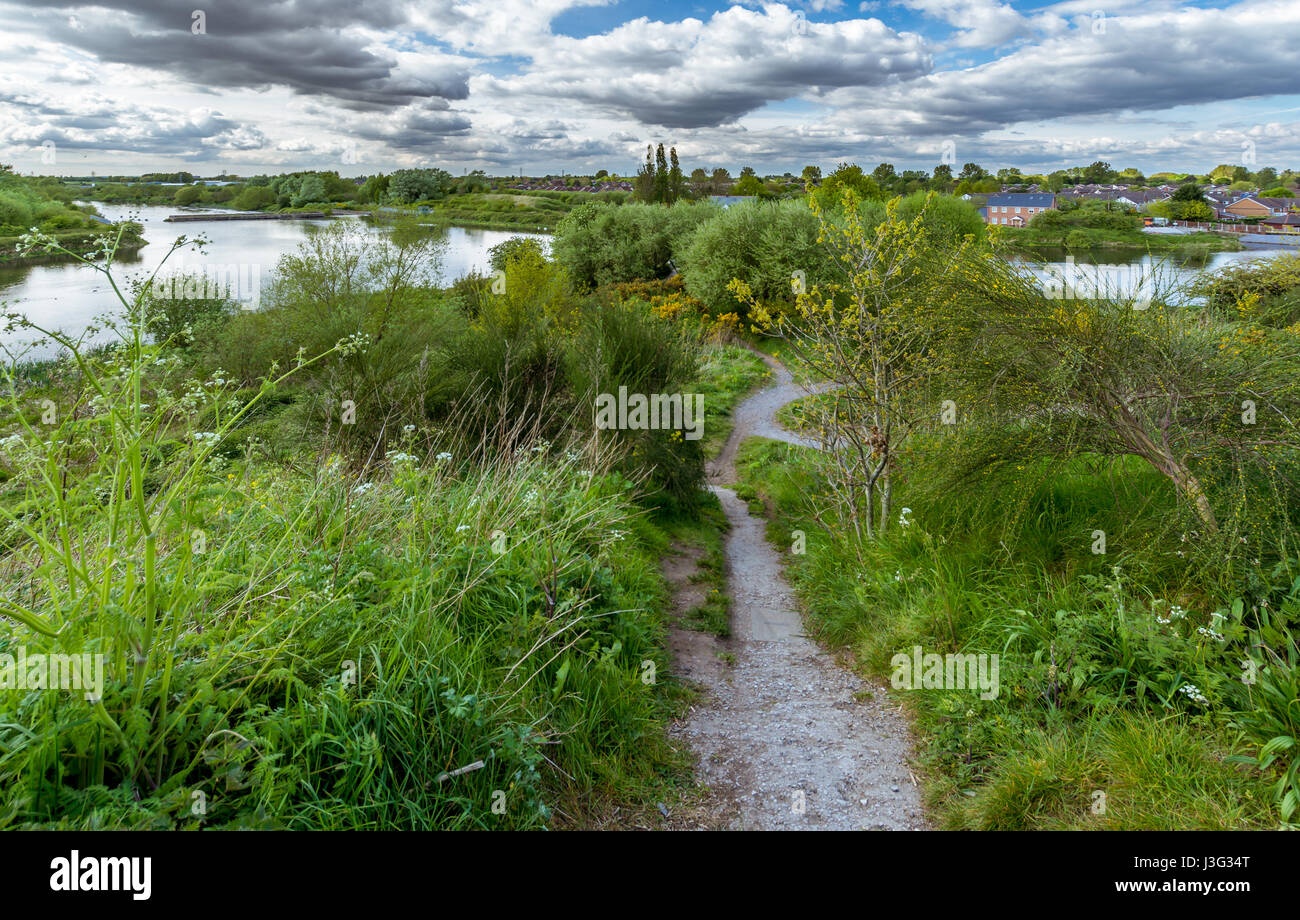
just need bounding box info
[732,434,1290,829]
[0,231,707,830]
[693,343,769,459]
[998,225,1243,253]
[657,496,731,638]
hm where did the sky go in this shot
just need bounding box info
[0,0,1297,178]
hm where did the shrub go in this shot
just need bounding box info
[676,199,824,317]
[487,236,547,272]
[551,201,717,290]
[231,185,277,210]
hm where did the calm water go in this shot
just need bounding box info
[3,205,1292,360]
[0,203,549,360]
[1008,244,1290,303]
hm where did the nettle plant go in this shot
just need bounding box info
[0,226,339,797]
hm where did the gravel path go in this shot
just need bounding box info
[668,348,926,830]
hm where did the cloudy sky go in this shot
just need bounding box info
[1,0,1297,177]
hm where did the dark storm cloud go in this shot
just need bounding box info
[10,0,470,108]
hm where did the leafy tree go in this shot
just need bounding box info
[173,185,201,206]
[930,163,953,191]
[551,201,716,288]
[1082,160,1115,183]
[388,167,451,204]
[872,163,897,186]
[358,174,389,204]
[732,193,971,542]
[958,162,987,182]
[812,163,883,210]
[938,245,1300,534]
[654,144,670,203]
[678,199,825,317]
[488,235,547,272]
[730,174,766,196]
[801,165,822,183]
[668,146,686,203]
[1176,200,1216,221]
[291,174,327,207]
[739,166,757,179]
[710,168,732,194]
[231,184,277,210]
[635,145,656,202]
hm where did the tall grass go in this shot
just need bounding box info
[735,432,1298,828]
[0,230,684,828]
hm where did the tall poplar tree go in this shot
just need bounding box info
[635,144,656,201]
[654,143,670,203]
[668,147,686,203]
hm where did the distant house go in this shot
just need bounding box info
[1116,189,1171,208]
[1262,213,1300,231]
[709,195,756,208]
[1224,196,1272,220]
[982,192,1056,226]
[1256,196,1300,215]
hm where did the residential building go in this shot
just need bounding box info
[1224,196,1272,219]
[1262,213,1300,231]
[982,192,1056,226]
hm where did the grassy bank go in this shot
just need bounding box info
[0,223,752,829]
[1,225,145,265]
[736,436,1284,828]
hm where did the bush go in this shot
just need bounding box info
[0,193,33,231]
[676,199,824,317]
[231,185,277,210]
[551,201,717,290]
[487,236,546,272]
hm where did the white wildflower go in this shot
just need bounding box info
[1177,683,1208,705]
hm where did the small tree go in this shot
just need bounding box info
[388,168,450,204]
[731,192,969,543]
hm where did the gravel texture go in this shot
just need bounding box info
[668,347,927,830]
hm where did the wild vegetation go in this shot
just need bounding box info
[0,219,732,828]
[0,166,142,264]
[729,196,1300,828]
[3,171,1298,831]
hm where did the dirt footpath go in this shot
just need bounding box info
[665,348,926,830]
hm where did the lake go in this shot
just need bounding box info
[1,203,550,360]
[1008,243,1290,303]
[2,206,1293,361]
